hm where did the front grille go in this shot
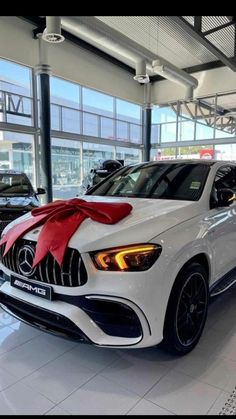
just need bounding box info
[0,239,87,287]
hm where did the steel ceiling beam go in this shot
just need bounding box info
[170,16,236,71]
[203,19,236,36]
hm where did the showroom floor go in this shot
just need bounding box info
[0,287,236,415]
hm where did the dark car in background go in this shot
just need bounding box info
[0,170,45,234]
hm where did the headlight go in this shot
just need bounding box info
[91,244,162,272]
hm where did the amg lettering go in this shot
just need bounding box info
[13,279,46,296]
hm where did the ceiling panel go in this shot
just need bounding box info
[95,16,217,69]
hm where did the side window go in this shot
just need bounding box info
[210,166,236,209]
[215,166,236,192]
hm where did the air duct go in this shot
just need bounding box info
[133,60,150,84]
[61,17,198,94]
[42,16,65,44]
[152,59,198,89]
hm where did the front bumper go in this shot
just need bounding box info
[0,278,153,348]
[0,247,169,348]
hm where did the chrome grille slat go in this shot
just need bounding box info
[60,266,65,286]
[0,239,87,287]
[60,258,64,286]
[11,243,17,273]
[45,255,50,283]
[38,261,44,283]
[77,253,82,286]
[68,250,74,287]
[7,248,12,272]
[53,258,57,285]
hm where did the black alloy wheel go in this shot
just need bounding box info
[162,262,209,355]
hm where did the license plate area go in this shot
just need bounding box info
[10,275,52,300]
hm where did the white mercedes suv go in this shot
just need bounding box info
[0,160,235,355]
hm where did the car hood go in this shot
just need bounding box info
[0,196,39,209]
[20,195,203,252]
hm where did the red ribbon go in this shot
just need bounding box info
[0,198,132,267]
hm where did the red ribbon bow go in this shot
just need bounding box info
[0,198,132,267]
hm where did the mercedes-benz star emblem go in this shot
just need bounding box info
[18,245,36,277]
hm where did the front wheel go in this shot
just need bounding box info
[162,262,209,355]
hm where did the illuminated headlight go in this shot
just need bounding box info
[91,244,162,272]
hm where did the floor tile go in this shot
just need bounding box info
[127,398,174,415]
[101,353,170,396]
[23,349,97,403]
[0,381,54,415]
[0,332,76,379]
[0,310,20,328]
[175,351,236,391]
[59,375,140,415]
[207,391,231,415]
[45,405,71,415]
[8,320,42,334]
[145,369,221,415]
[0,366,19,391]
[196,327,234,359]
[65,344,119,373]
[0,324,38,356]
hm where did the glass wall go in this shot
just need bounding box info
[151,145,214,161]
[82,143,114,178]
[50,77,81,134]
[0,131,35,184]
[51,138,81,200]
[50,77,142,144]
[214,144,236,160]
[0,58,33,126]
[151,104,236,145]
[82,87,113,117]
[116,147,141,165]
[0,58,142,201]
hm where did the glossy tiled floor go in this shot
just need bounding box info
[0,286,236,415]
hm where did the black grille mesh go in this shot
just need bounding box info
[0,239,87,287]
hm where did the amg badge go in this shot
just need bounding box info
[10,276,52,300]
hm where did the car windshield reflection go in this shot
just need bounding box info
[87,162,211,201]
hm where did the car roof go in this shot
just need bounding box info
[129,159,236,168]
[0,170,26,175]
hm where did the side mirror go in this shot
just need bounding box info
[36,187,46,195]
[217,188,235,207]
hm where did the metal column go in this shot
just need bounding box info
[142,83,152,162]
[35,35,53,203]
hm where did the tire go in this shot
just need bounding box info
[161,262,209,355]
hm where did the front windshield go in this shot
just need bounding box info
[0,174,33,197]
[87,162,211,201]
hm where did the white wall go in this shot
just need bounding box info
[0,17,143,104]
[151,66,236,104]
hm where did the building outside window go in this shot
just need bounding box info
[0,131,34,184]
[51,138,81,200]
[0,58,33,126]
[116,147,141,165]
[82,143,114,178]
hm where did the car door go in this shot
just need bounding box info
[207,165,236,281]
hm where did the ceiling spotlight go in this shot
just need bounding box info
[133,74,150,84]
[42,17,65,44]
